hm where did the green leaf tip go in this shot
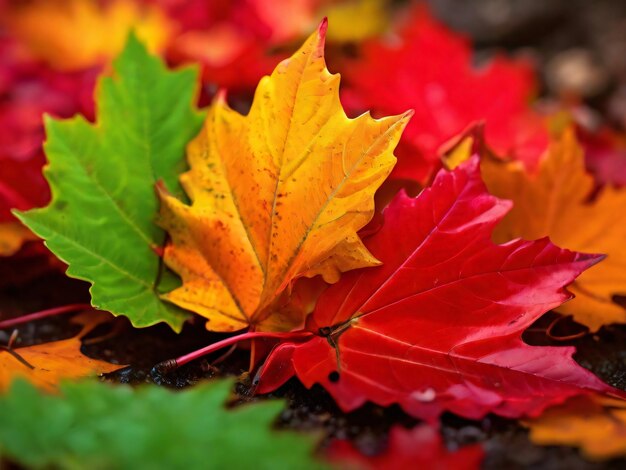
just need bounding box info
[16,36,206,332]
[0,379,328,470]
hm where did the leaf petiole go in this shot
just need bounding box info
[0,303,93,330]
[153,330,314,374]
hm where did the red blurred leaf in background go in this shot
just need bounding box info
[163,0,309,91]
[577,125,626,187]
[0,38,96,253]
[327,425,484,470]
[342,6,548,183]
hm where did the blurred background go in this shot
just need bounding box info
[431,0,626,130]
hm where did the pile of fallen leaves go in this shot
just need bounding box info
[2,1,626,468]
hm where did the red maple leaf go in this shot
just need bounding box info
[255,157,620,421]
[341,6,548,183]
[327,425,484,470]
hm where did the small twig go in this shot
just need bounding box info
[211,344,238,366]
[0,346,35,369]
[0,303,93,330]
[0,330,34,370]
[545,315,588,341]
[7,329,18,349]
[82,320,126,346]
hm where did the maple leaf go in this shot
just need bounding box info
[341,5,547,183]
[4,0,172,71]
[255,157,619,421]
[17,36,205,331]
[525,395,626,460]
[0,311,119,392]
[476,128,626,329]
[327,425,484,470]
[0,379,328,469]
[158,21,411,333]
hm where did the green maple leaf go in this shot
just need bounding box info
[16,35,205,331]
[0,379,328,469]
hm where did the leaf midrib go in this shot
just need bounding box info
[275,116,405,292]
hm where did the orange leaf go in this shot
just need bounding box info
[158,22,411,333]
[526,395,626,460]
[5,0,172,70]
[0,311,120,392]
[0,222,38,257]
[457,128,626,329]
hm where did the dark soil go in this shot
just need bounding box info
[1,271,625,469]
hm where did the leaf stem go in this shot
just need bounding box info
[153,330,314,374]
[0,304,93,330]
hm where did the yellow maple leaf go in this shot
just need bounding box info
[446,128,626,329]
[526,395,626,460]
[0,311,120,392]
[158,21,411,333]
[5,0,172,71]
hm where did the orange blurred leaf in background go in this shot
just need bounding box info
[526,395,626,460]
[5,0,172,70]
[480,128,626,329]
[0,311,120,392]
